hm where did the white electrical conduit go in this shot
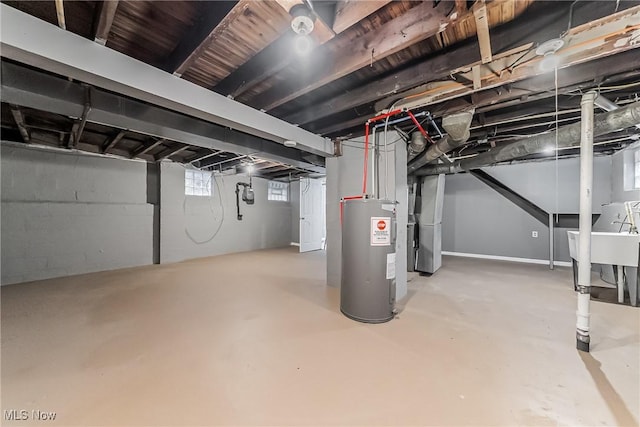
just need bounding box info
[576,91,596,353]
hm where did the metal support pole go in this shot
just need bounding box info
[576,91,596,353]
[549,212,555,270]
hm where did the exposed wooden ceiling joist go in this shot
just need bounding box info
[93,0,119,45]
[316,48,640,137]
[273,0,335,42]
[54,0,65,30]
[472,0,492,63]
[156,144,188,161]
[9,105,30,143]
[333,0,392,34]
[283,1,621,127]
[160,1,240,76]
[102,130,126,154]
[131,138,165,159]
[454,0,468,18]
[392,5,640,111]
[214,0,390,99]
[249,0,453,111]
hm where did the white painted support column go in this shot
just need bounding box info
[549,212,554,270]
[576,91,596,353]
[617,265,625,304]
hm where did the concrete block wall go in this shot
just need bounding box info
[1,143,293,285]
[611,143,640,203]
[442,156,613,263]
[159,163,292,264]
[1,143,153,284]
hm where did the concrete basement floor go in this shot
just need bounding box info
[1,248,639,426]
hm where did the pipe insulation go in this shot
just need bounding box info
[576,91,596,353]
[407,109,475,174]
[414,101,640,175]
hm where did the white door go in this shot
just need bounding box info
[299,177,324,252]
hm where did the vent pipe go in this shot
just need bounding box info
[415,101,640,176]
[407,109,475,174]
[576,91,596,352]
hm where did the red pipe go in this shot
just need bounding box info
[359,108,431,197]
[406,111,433,143]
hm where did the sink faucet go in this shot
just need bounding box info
[625,201,639,234]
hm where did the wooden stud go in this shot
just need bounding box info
[93,1,119,45]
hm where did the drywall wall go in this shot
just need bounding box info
[1,143,153,285]
[291,180,300,244]
[611,143,640,202]
[159,163,291,263]
[442,156,612,262]
[326,132,408,301]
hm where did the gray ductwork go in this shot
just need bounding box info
[416,101,640,176]
[407,109,475,174]
[409,132,427,156]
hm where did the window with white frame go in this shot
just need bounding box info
[268,181,289,201]
[635,149,640,190]
[185,169,212,196]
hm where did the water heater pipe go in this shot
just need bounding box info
[361,109,430,195]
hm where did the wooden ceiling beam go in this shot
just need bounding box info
[250,0,453,111]
[101,130,126,153]
[131,138,165,159]
[9,105,30,143]
[160,1,239,76]
[54,0,66,30]
[156,144,189,161]
[283,1,616,127]
[472,0,492,64]
[454,0,468,18]
[333,0,391,34]
[273,0,335,42]
[214,0,390,99]
[317,46,640,138]
[93,1,119,45]
[392,5,640,111]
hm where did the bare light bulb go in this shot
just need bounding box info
[540,53,560,72]
[294,34,312,56]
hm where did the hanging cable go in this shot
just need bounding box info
[184,172,225,244]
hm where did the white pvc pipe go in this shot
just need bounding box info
[576,91,596,352]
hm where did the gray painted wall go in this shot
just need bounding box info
[1,143,292,285]
[326,132,408,300]
[611,143,640,202]
[442,156,612,262]
[290,180,300,244]
[1,143,153,284]
[160,163,291,263]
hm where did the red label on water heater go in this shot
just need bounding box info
[371,217,391,246]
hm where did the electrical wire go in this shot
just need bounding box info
[184,171,225,244]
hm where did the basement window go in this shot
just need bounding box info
[268,181,289,202]
[185,169,212,197]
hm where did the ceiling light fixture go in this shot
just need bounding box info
[289,4,315,56]
[284,140,297,147]
[536,38,565,72]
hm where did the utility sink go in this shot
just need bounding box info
[567,231,640,266]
